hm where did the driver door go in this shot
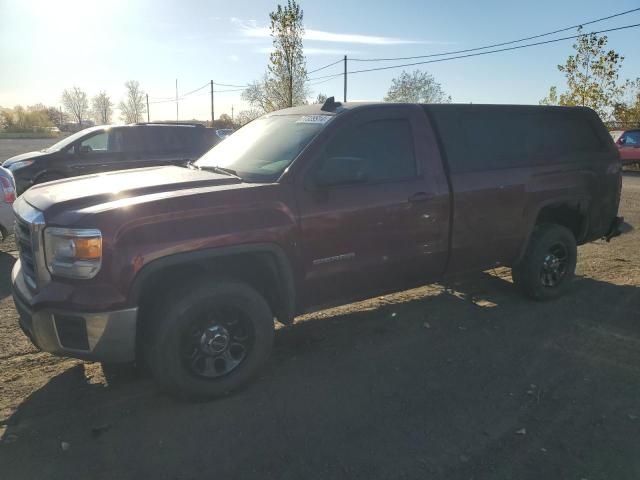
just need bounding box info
[294,106,450,309]
[68,129,125,176]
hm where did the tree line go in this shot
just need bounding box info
[0,80,148,134]
[539,27,640,128]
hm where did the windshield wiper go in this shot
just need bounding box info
[196,164,242,180]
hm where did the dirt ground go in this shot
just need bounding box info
[0,174,638,480]
[0,138,58,162]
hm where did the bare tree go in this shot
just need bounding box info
[119,80,146,123]
[92,91,113,124]
[235,109,263,126]
[62,87,89,126]
[315,93,328,104]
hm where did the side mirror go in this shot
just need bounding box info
[79,145,92,154]
[314,156,368,188]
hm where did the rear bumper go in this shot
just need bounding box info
[12,260,137,363]
[605,216,624,242]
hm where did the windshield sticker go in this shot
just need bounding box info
[296,115,331,124]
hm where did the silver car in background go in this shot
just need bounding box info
[0,167,16,240]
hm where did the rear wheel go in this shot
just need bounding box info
[512,224,577,300]
[145,280,274,399]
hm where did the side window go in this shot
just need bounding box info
[623,131,640,145]
[315,119,416,185]
[121,129,145,154]
[142,127,190,155]
[79,131,108,153]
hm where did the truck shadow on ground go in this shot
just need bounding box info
[2,273,640,479]
[0,251,16,300]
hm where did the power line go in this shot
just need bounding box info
[212,82,251,88]
[307,74,344,87]
[309,23,640,80]
[180,82,209,97]
[351,7,640,62]
[308,58,343,74]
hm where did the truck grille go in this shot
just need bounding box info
[15,215,38,291]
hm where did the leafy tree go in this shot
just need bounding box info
[539,86,558,106]
[384,70,451,104]
[119,80,146,123]
[92,91,113,124]
[215,113,235,129]
[243,0,308,112]
[0,105,53,132]
[62,87,89,126]
[541,28,625,119]
[613,78,640,127]
[41,106,66,128]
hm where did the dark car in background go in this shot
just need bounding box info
[2,123,220,193]
[611,129,640,166]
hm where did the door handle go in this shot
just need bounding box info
[409,192,431,203]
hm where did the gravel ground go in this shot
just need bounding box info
[0,174,638,480]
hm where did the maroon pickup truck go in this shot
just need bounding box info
[11,100,623,398]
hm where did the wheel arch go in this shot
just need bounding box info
[130,243,297,327]
[515,197,589,265]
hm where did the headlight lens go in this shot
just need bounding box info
[7,160,34,171]
[44,227,102,279]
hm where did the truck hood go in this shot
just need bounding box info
[3,150,49,166]
[23,166,243,214]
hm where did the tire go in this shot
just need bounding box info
[511,224,577,301]
[145,280,274,399]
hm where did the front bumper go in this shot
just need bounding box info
[12,260,137,362]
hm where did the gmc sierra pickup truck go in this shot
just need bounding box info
[11,99,623,398]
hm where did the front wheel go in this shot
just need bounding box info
[146,280,274,399]
[512,224,577,301]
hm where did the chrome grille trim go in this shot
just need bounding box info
[13,197,50,291]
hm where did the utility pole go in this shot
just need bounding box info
[146,94,150,122]
[59,106,63,127]
[343,55,347,103]
[231,105,234,123]
[210,80,215,127]
[175,78,179,124]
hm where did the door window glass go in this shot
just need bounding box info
[79,131,108,153]
[316,119,416,184]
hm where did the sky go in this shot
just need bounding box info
[1,0,639,123]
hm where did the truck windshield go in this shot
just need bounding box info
[195,114,331,182]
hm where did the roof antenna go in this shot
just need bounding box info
[321,96,342,112]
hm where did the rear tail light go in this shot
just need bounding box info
[0,177,16,204]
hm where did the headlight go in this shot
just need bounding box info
[7,160,34,171]
[44,228,102,279]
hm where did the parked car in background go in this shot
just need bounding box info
[0,167,16,240]
[611,129,640,166]
[216,128,234,139]
[2,123,221,194]
[11,102,623,398]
